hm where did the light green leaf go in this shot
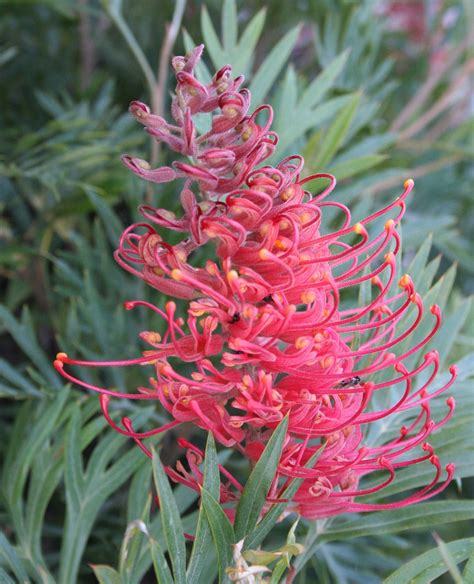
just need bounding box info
[383,537,474,583]
[322,501,474,541]
[234,416,288,541]
[434,534,464,584]
[222,0,238,54]
[299,49,350,111]
[150,538,174,584]
[249,26,301,108]
[91,564,122,584]
[313,92,361,169]
[201,7,224,69]
[327,154,386,181]
[233,8,266,74]
[0,532,29,584]
[151,449,186,584]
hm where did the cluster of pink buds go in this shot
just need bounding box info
[55,45,457,519]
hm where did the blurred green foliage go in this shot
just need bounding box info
[1,0,473,582]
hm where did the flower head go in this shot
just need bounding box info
[55,45,456,519]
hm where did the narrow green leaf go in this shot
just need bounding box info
[313,92,361,169]
[327,154,386,181]
[322,501,474,541]
[245,446,325,550]
[85,187,122,248]
[234,416,288,541]
[201,7,224,69]
[201,487,235,583]
[222,0,238,54]
[150,538,174,584]
[151,449,186,584]
[64,407,86,512]
[249,26,300,108]
[0,532,29,583]
[233,8,266,74]
[383,538,474,583]
[91,564,122,584]
[299,49,350,111]
[187,433,220,582]
[434,534,464,584]
[463,552,474,581]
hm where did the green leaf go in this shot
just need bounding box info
[85,187,122,248]
[434,534,464,584]
[233,8,266,74]
[313,92,361,169]
[299,49,350,111]
[201,486,235,583]
[463,552,474,582]
[201,7,224,70]
[245,446,326,550]
[383,537,474,583]
[234,416,288,541]
[0,532,29,583]
[322,501,474,541]
[151,449,186,584]
[222,0,238,54]
[91,564,122,584]
[327,154,386,181]
[150,538,174,584]
[187,433,220,583]
[249,26,300,108]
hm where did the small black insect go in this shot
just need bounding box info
[262,294,274,303]
[336,376,362,388]
[229,312,241,324]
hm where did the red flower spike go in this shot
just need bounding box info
[55,46,458,520]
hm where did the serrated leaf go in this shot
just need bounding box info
[151,449,186,584]
[383,537,474,583]
[249,26,300,108]
[201,486,235,583]
[234,416,288,541]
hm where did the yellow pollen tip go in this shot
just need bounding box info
[399,274,411,288]
[295,337,309,350]
[385,219,395,230]
[227,270,239,282]
[280,186,294,201]
[274,239,287,250]
[170,269,183,281]
[56,352,68,361]
[301,290,316,304]
[404,178,414,189]
[384,251,395,263]
[259,248,271,260]
[137,160,151,170]
[353,223,364,235]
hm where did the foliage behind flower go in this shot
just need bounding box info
[55,45,457,520]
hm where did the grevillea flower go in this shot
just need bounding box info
[54,45,457,520]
